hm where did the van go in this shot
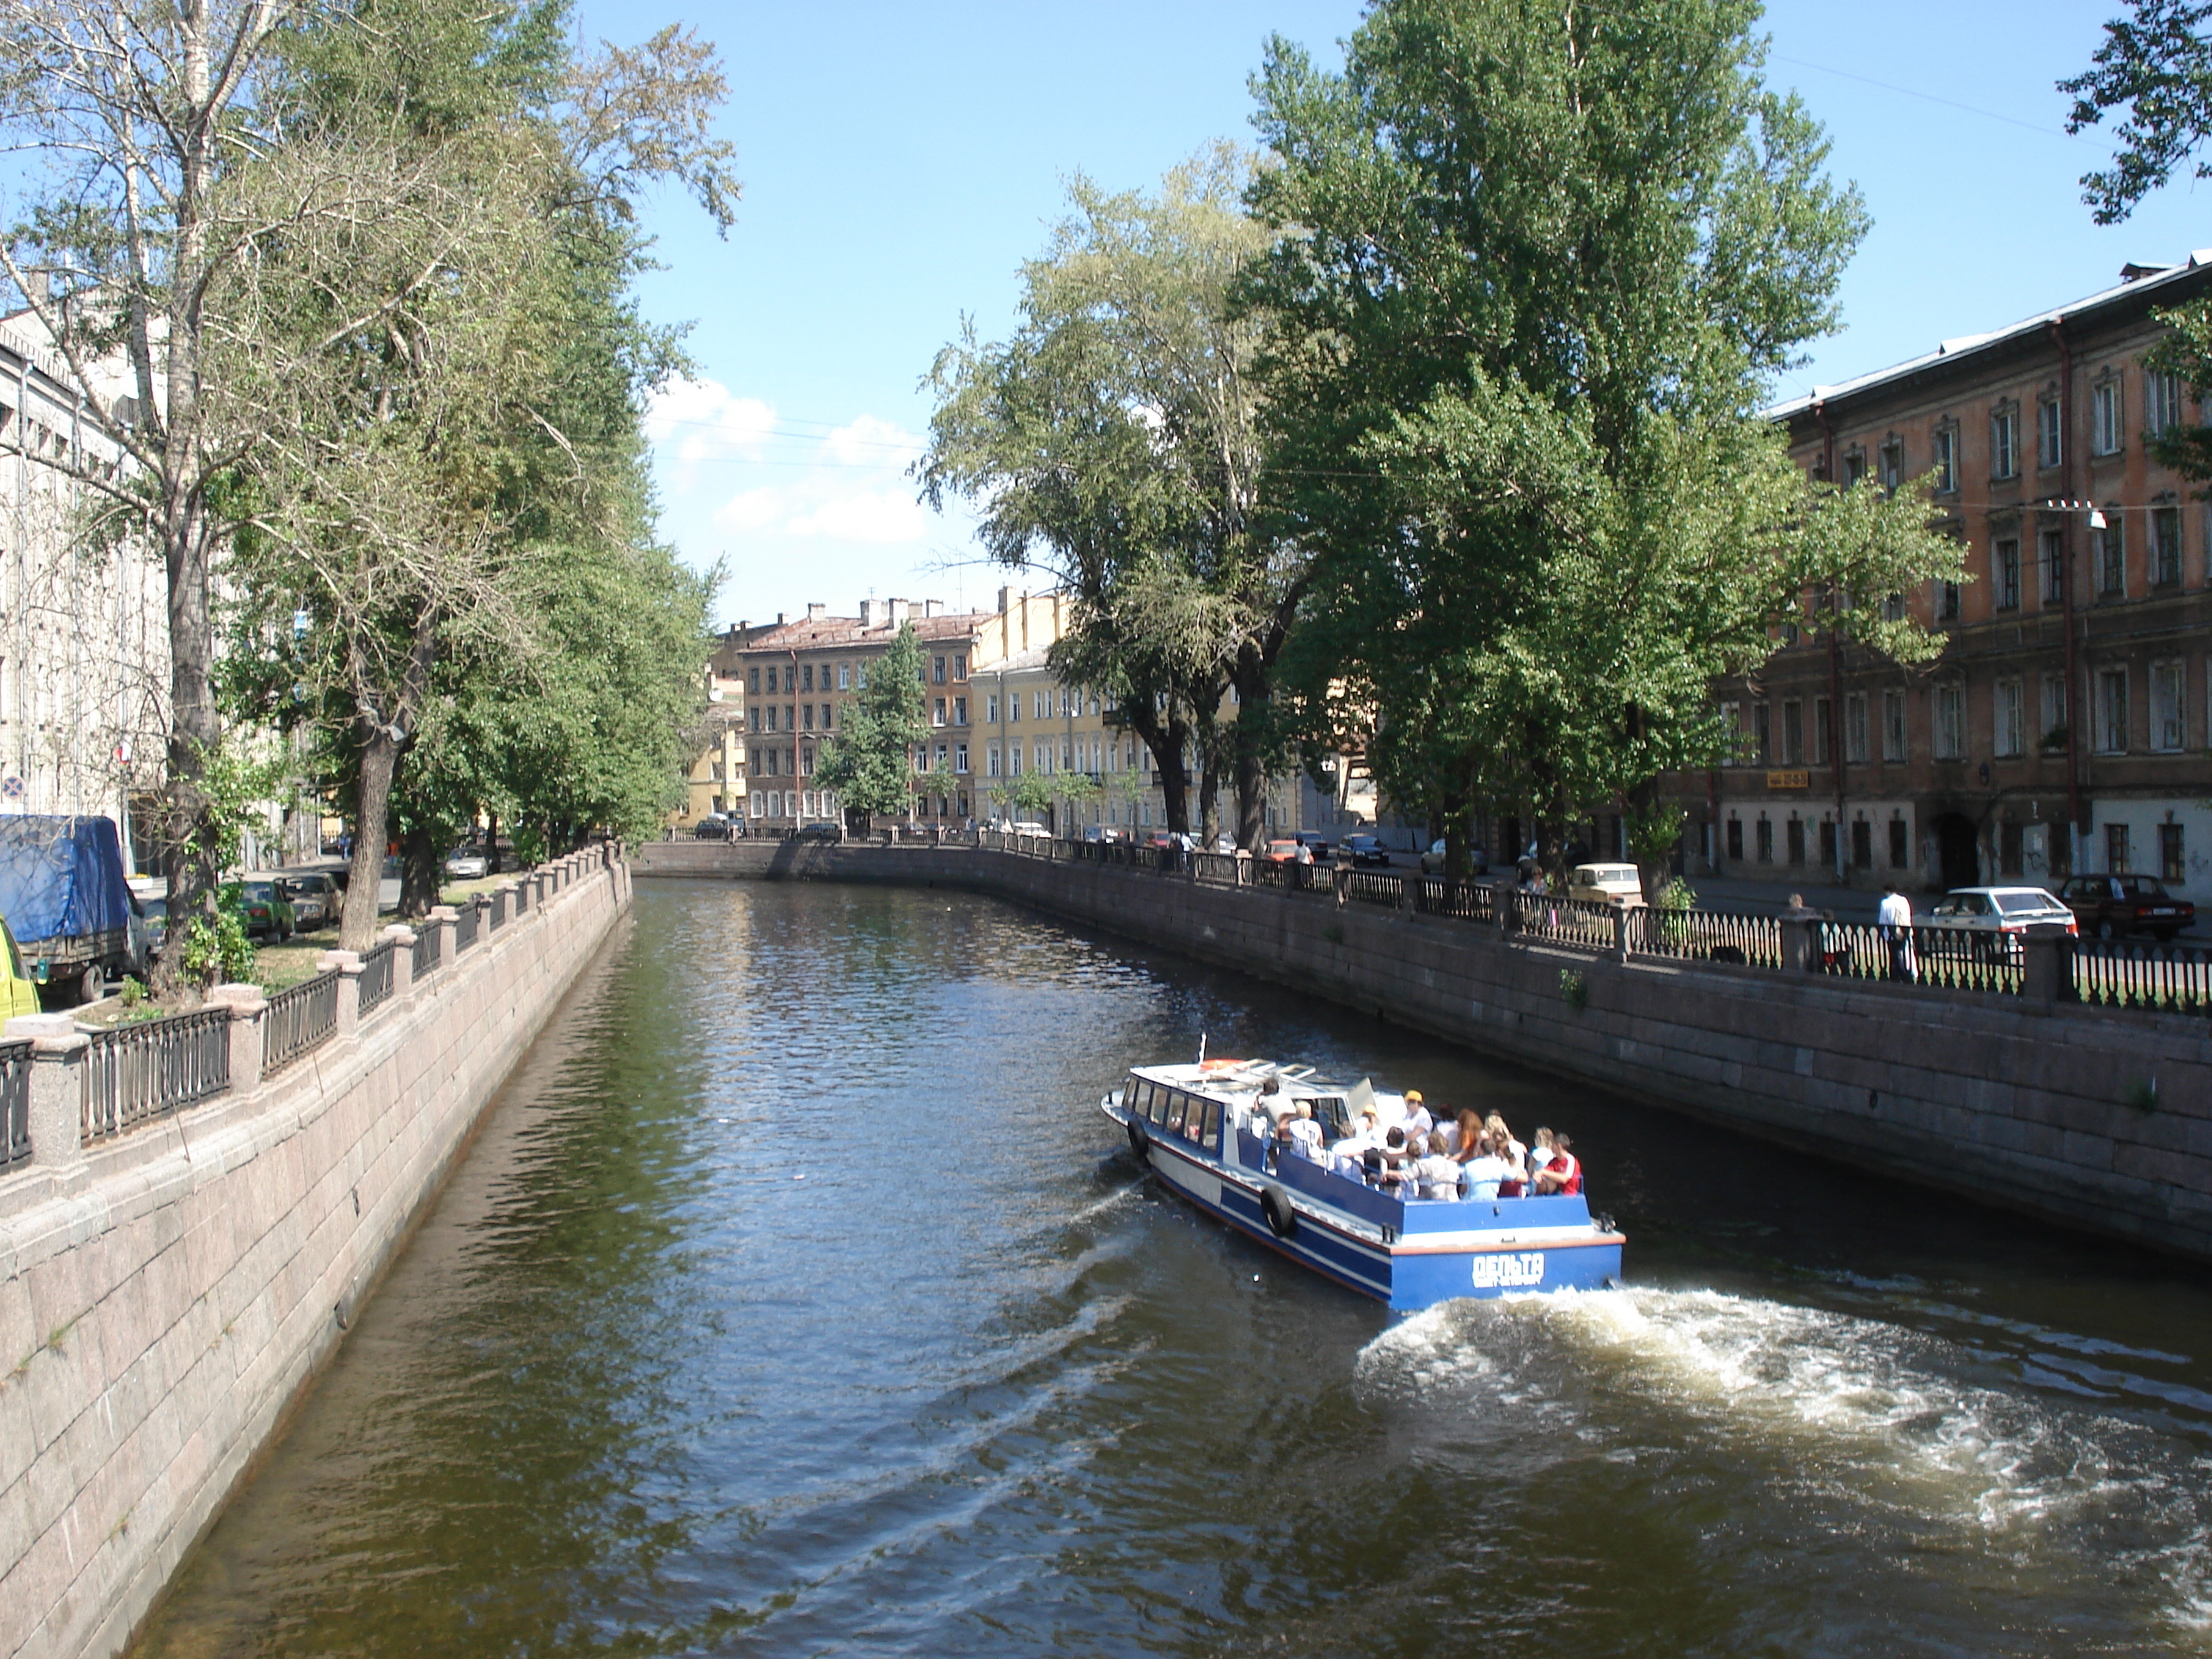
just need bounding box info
[1567,862,1646,909]
[0,918,39,1023]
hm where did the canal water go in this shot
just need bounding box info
[133,881,2212,1657]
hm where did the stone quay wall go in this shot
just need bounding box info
[639,837,2212,1262]
[0,848,633,1659]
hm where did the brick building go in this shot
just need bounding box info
[1684,254,2212,903]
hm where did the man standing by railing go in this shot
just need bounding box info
[1877,883,1915,983]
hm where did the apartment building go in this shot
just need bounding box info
[1686,254,2212,900]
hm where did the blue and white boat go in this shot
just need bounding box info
[1104,1060,1624,1311]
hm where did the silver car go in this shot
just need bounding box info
[280,871,339,928]
[445,847,489,880]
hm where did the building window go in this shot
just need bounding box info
[955,742,969,774]
[987,694,998,723]
[1813,695,1830,764]
[801,664,814,692]
[1755,817,1773,863]
[1034,692,1047,720]
[954,696,968,726]
[1932,426,1957,493]
[1785,817,1804,866]
[1782,698,1804,764]
[1889,818,1909,870]
[2042,673,2068,751]
[800,744,815,775]
[1006,693,1017,723]
[2161,822,2185,884]
[1937,580,1961,621]
[2150,659,2185,751]
[1844,448,1866,485]
[1035,742,1050,775]
[803,704,815,731]
[1881,591,1906,623]
[934,742,948,772]
[748,666,760,694]
[2153,505,2182,585]
[932,655,947,685]
[2097,517,2126,596]
[1752,701,1771,764]
[1991,407,2017,479]
[855,664,868,689]
[1882,688,1906,761]
[1718,699,1742,764]
[785,666,797,693]
[1844,692,1869,764]
[1852,819,1873,869]
[1994,537,2020,610]
[1994,679,2023,758]
[1877,438,1901,491]
[1008,745,1021,776]
[1726,818,1744,861]
[2038,397,2063,469]
[954,654,968,681]
[822,703,833,729]
[1933,683,1963,760]
[987,744,1002,778]
[2095,666,2130,753]
[2040,527,2065,604]
[837,664,851,690]
[763,705,778,733]
[2093,377,2123,455]
[2148,369,2182,437]
[932,698,947,727]
[2107,821,2131,875]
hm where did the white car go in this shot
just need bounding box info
[444,848,489,880]
[1566,862,1646,908]
[1920,886,2078,943]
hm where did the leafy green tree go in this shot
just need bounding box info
[1247,0,1961,888]
[817,623,928,828]
[921,146,1298,844]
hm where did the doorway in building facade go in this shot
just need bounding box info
[1934,812,1979,890]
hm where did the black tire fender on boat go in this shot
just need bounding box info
[1261,1183,1298,1240]
[1127,1117,1151,1162]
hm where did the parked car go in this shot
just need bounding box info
[796,821,843,843]
[1920,886,2078,960]
[0,918,39,1021]
[1010,821,1054,842]
[444,846,489,880]
[139,897,167,964]
[1291,832,1333,863]
[2059,873,2196,940]
[693,814,734,840]
[280,871,339,928]
[1421,837,1492,876]
[1567,862,1646,909]
[1339,833,1393,868]
[1262,838,1313,866]
[229,879,297,942]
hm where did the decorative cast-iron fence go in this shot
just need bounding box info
[263,971,339,1075]
[82,1009,230,1143]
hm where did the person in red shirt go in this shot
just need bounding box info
[1533,1133,1583,1196]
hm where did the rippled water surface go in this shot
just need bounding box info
[133,881,2212,1657]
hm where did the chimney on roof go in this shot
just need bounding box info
[997,584,1011,617]
[859,598,877,628]
[806,602,826,622]
[923,599,943,618]
[888,598,910,628]
[777,611,786,626]
[2121,261,2171,283]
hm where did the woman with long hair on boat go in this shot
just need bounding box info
[1484,1112,1528,1174]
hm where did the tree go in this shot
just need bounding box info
[817,623,928,829]
[1246,0,1961,889]
[920,146,1302,844]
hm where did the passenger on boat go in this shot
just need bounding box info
[1461,1135,1514,1201]
[1374,1126,1415,1192]
[1533,1133,1583,1195]
[1401,1090,1434,1140]
[1413,1132,1463,1199]
[1328,1110,1380,1178]
[1483,1111,1529,1174]
[1271,1116,1313,1169]
[1288,1103,1325,1156]
[1526,1127,1556,1181]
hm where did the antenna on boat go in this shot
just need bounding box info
[1196,1032,1207,1064]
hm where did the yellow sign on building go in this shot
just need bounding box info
[1766,769,1811,791]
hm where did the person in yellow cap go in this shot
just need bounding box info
[1402,1089,1433,1139]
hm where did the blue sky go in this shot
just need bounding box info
[576,1,2212,628]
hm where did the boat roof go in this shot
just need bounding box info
[1131,1059,1394,1110]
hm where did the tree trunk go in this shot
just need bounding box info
[1196,759,1221,846]
[400,822,441,917]
[485,812,502,876]
[152,509,218,997]
[341,727,399,952]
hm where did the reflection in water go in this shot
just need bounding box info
[132,881,2212,1657]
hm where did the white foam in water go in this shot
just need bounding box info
[1359,1287,2212,1636]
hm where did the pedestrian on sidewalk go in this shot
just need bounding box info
[1877,882,1915,982]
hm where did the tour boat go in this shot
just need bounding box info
[1102,1059,1624,1310]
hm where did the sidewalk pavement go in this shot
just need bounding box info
[1679,873,1886,922]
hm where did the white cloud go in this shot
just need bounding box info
[823,412,924,469]
[646,377,778,478]
[712,487,786,533]
[782,488,929,544]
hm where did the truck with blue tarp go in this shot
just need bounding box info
[0,815,147,1005]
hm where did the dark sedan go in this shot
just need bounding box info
[1339,834,1393,867]
[2060,873,2196,940]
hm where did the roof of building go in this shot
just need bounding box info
[1766,251,2212,423]
[725,610,990,654]
[976,644,1056,674]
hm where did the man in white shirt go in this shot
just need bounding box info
[1877,883,1914,982]
[1401,1090,1434,1141]
[1413,1133,1463,1200]
[1288,1102,1325,1156]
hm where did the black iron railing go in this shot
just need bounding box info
[264,971,339,1075]
[454,900,480,952]
[358,940,397,1016]
[412,922,441,980]
[0,1040,28,1170]
[82,1009,230,1143]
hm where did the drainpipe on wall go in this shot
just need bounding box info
[1815,399,1848,884]
[2047,317,2087,867]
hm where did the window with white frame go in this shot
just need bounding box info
[955,742,969,774]
[2038,397,2063,468]
[837,663,851,690]
[2095,665,2130,753]
[2153,504,2182,585]
[1844,691,1869,764]
[1937,579,1961,621]
[1035,742,1050,774]
[1882,688,1906,761]
[987,743,1002,777]
[1932,426,1957,493]
[1991,406,2017,479]
[2148,368,2182,436]
[986,694,998,723]
[1994,537,2020,610]
[2097,516,2126,595]
[1882,591,1906,623]
[2093,377,2123,454]
[1813,695,1830,764]
[1878,438,1902,491]
[2149,660,2185,751]
[1718,699,1742,764]
[1994,679,2023,758]
[1933,683,1964,760]
[1782,698,1804,764]
[2040,526,2065,604]
[2042,673,2068,749]
[1008,745,1021,776]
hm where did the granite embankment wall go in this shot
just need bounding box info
[639,837,2212,1261]
[0,849,632,1659]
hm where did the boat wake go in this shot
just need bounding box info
[1358,1287,2212,1641]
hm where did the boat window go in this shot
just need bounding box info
[1147,1087,1171,1126]
[1200,1099,1221,1148]
[1163,1093,1188,1134]
[1126,1080,1150,1118]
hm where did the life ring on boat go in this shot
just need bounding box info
[1127,1118,1151,1161]
[1200,1057,1245,1072]
[1260,1183,1298,1240]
